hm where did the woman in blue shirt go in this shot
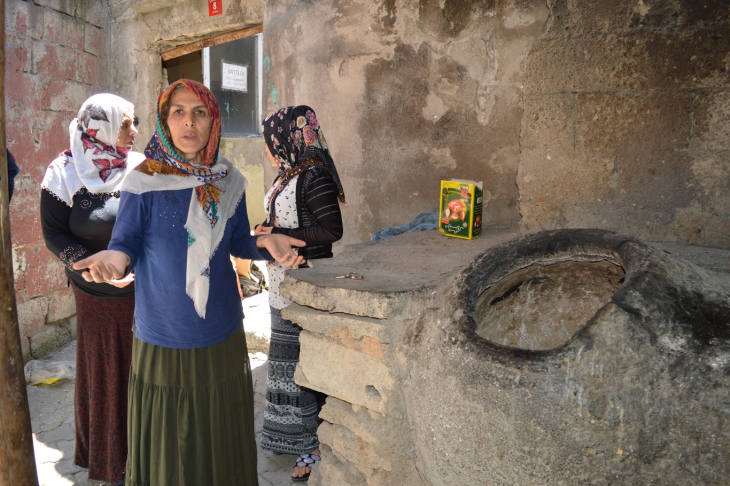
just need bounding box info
[74,79,305,486]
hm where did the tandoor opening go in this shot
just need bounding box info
[475,261,625,350]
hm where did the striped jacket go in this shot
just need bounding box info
[271,167,343,263]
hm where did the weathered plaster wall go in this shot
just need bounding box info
[264,0,730,248]
[220,137,267,228]
[6,0,110,360]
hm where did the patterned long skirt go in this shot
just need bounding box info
[72,285,134,483]
[261,307,325,454]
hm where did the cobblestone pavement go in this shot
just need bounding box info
[28,291,297,486]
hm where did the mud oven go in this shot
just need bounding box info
[280,229,730,486]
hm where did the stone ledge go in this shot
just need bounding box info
[282,303,391,344]
[295,331,403,419]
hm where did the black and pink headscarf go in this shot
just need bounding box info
[262,106,345,225]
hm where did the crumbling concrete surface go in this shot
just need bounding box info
[281,229,730,485]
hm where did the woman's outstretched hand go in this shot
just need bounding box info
[256,234,306,268]
[107,273,135,288]
[72,250,132,283]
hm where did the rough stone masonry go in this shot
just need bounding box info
[280,229,730,486]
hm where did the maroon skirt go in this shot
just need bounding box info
[72,284,134,483]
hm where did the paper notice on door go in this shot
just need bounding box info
[221,62,248,92]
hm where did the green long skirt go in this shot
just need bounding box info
[125,327,258,486]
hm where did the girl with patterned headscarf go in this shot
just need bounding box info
[40,93,143,485]
[255,106,345,481]
[73,80,307,486]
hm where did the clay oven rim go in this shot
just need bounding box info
[452,229,652,361]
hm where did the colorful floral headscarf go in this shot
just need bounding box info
[262,106,345,225]
[138,79,228,225]
[41,93,144,206]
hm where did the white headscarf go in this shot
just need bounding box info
[41,93,144,206]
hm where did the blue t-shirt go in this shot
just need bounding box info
[109,189,268,349]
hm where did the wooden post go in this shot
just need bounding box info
[0,0,40,482]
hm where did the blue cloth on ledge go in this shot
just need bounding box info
[371,207,439,242]
[109,189,269,349]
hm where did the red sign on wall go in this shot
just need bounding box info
[208,0,222,16]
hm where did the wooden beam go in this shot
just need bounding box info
[0,0,39,483]
[161,24,263,61]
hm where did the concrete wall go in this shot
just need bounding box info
[263,0,730,248]
[6,0,110,360]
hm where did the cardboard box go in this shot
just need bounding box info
[438,179,483,239]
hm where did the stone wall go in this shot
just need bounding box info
[280,229,730,485]
[263,0,730,248]
[5,0,110,360]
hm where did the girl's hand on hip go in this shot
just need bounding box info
[72,250,131,283]
[256,234,306,268]
[254,224,272,235]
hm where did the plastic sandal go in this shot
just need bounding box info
[292,453,321,482]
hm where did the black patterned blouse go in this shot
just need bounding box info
[41,187,134,298]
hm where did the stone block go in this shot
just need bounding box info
[319,397,414,458]
[33,0,75,16]
[10,209,42,247]
[521,93,576,151]
[61,315,77,339]
[317,422,424,486]
[5,69,39,114]
[548,0,730,36]
[47,287,75,322]
[524,36,627,94]
[310,444,367,486]
[25,109,76,169]
[577,92,693,150]
[526,30,730,94]
[17,294,48,337]
[518,147,617,211]
[74,50,107,86]
[6,0,44,39]
[9,177,41,215]
[76,0,108,27]
[5,34,32,74]
[128,0,178,14]
[282,303,390,344]
[27,324,72,359]
[32,41,76,80]
[22,246,67,298]
[83,23,103,56]
[295,330,402,419]
[695,91,730,151]
[617,149,694,210]
[281,275,404,319]
[41,8,85,49]
[45,79,93,112]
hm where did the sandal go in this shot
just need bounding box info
[292,453,320,482]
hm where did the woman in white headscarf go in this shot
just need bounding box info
[40,93,144,485]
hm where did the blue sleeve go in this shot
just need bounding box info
[230,195,271,261]
[108,191,146,271]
